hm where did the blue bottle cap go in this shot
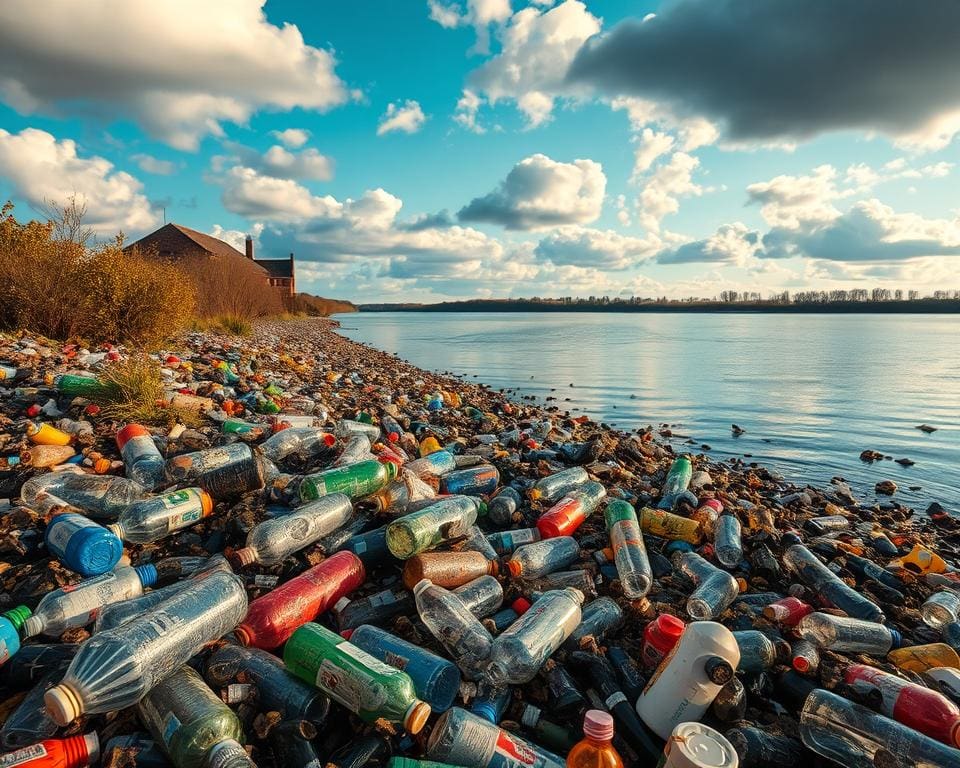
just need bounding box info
[888,626,902,649]
[134,564,159,588]
[471,701,498,723]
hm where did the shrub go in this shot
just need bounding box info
[93,355,201,427]
[181,253,284,319]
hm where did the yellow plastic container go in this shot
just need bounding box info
[640,507,702,544]
[26,422,71,446]
[888,643,960,673]
[418,436,442,457]
[899,544,948,575]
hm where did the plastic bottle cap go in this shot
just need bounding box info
[234,547,258,568]
[404,701,432,734]
[83,733,100,765]
[658,614,686,641]
[583,709,615,741]
[664,722,738,768]
[135,563,159,588]
[45,683,82,725]
[22,615,42,639]
[507,559,522,578]
[199,490,214,517]
[704,656,734,685]
[512,597,532,614]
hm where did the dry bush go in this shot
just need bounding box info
[182,253,284,319]
[95,356,201,427]
[0,202,196,345]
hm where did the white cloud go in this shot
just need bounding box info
[467,1,601,128]
[535,226,661,269]
[210,222,264,252]
[0,127,157,233]
[637,151,702,231]
[458,153,606,230]
[454,89,486,133]
[611,97,720,152]
[746,165,842,229]
[377,100,429,136]
[131,153,176,176]
[659,223,762,266]
[215,143,334,181]
[632,128,674,179]
[427,0,513,54]
[270,128,311,149]
[219,166,341,221]
[0,0,349,149]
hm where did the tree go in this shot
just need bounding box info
[36,194,96,248]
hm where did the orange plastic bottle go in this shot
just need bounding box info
[0,733,99,768]
[567,710,624,768]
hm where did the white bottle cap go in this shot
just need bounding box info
[661,722,739,768]
[83,733,100,765]
[44,683,83,726]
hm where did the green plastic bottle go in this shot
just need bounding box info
[385,496,485,559]
[299,459,397,502]
[55,374,113,399]
[137,665,252,768]
[283,622,432,734]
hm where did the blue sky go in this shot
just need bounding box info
[1,0,959,302]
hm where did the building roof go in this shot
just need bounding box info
[167,223,248,259]
[254,258,294,278]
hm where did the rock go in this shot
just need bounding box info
[894,458,915,467]
[915,424,937,433]
[859,450,885,463]
[875,480,898,495]
[731,424,745,435]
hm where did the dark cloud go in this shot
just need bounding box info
[567,0,960,142]
[399,210,455,231]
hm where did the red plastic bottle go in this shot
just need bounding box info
[844,663,960,747]
[641,614,686,669]
[0,734,98,768]
[763,596,813,626]
[235,551,365,649]
[536,482,605,540]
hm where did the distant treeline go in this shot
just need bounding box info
[290,293,358,316]
[360,295,960,314]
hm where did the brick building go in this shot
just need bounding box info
[125,223,296,298]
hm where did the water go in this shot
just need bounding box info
[339,312,960,508]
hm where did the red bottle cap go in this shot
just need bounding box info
[512,597,532,615]
[655,613,686,642]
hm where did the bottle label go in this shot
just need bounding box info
[253,574,279,589]
[162,712,182,745]
[46,516,89,552]
[384,650,410,671]
[492,731,540,767]
[605,691,628,709]
[510,529,539,546]
[339,640,400,677]
[317,658,380,712]
[207,741,249,768]
[58,572,122,624]
[0,744,48,767]
[161,489,194,509]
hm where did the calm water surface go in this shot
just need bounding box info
[339,312,960,508]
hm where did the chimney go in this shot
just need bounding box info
[245,235,254,260]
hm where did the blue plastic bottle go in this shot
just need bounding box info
[440,466,500,497]
[0,606,31,667]
[471,683,512,723]
[349,624,461,713]
[44,513,123,576]
[343,526,394,569]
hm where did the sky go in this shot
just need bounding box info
[1,0,959,303]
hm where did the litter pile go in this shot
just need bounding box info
[1,316,959,768]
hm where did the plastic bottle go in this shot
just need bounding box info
[333,433,374,467]
[485,588,583,686]
[138,665,249,768]
[414,579,494,679]
[659,723,739,768]
[636,621,740,740]
[454,575,505,618]
[232,493,353,567]
[641,614,686,669]
[796,612,900,654]
[19,445,76,468]
[349,624,461,713]
[22,472,147,519]
[732,630,781,673]
[789,639,820,675]
[529,467,590,503]
[488,487,521,526]
[844,663,960,747]
[260,426,335,463]
[675,552,740,620]
[657,456,696,510]
[116,424,165,491]
[44,570,248,724]
[536,482,606,540]
[204,644,329,724]
[402,551,498,590]
[427,707,565,768]
[507,537,580,580]
[335,587,414,632]
[440,465,499,496]
[487,528,541,556]
[27,422,72,446]
[640,507,702,544]
[888,643,960,673]
[725,726,803,768]
[762,597,812,627]
[783,544,884,622]
[566,710,624,768]
[385,496,484,559]
[236,551,365,649]
[564,597,623,651]
[298,458,396,502]
[800,687,960,767]
[44,514,123,577]
[711,677,747,722]
[0,734,99,768]
[0,607,31,668]
[924,591,960,629]
[405,450,457,480]
[335,419,381,441]
[165,443,265,497]
[107,488,213,544]
[463,525,500,560]
[282,622,431,733]
[56,373,112,399]
[713,513,743,569]
[689,499,723,537]
[605,500,652,599]
[22,565,157,639]
[900,544,948,575]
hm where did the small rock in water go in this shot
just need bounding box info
[875,479,898,495]
[860,450,885,463]
[894,457,915,466]
[915,423,937,433]
[731,424,745,435]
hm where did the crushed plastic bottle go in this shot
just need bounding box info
[413,579,493,680]
[115,424,165,491]
[506,537,581,580]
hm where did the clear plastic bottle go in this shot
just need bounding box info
[567,710,624,768]
[427,707,565,768]
[796,612,900,654]
[604,500,652,599]
[713,513,743,569]
[783,544,884,622]
[164,443,265,498]
[725,726,805,768]
[528,467,589,503]
[44,570,248,725]
[453,575,505,618]
[404,450,457,480]
[487,486,521,527]
[675,552,740,620]
[116,424,165,491]
[487,528,541,557]
[800,687,960,767]
[333,433,375,467]
[22,472,147,520]
[137,665,251,768]
[22,565,158,639]
[732,630,781,673]
[413,579,493,680]
[334,419,381,441]
[260,427,335,463]
[484,588,584,686]
[506,537,581,580]
[386,496,484,559]
[563,596,622,652]
[657,456,696,510]
[107,488,214,544]
[299,459,396,502]
[535,481,606,539]
[283,622,431,733]
[233,493,353,567]
[923,592,960,630]
[463,525,499,560]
